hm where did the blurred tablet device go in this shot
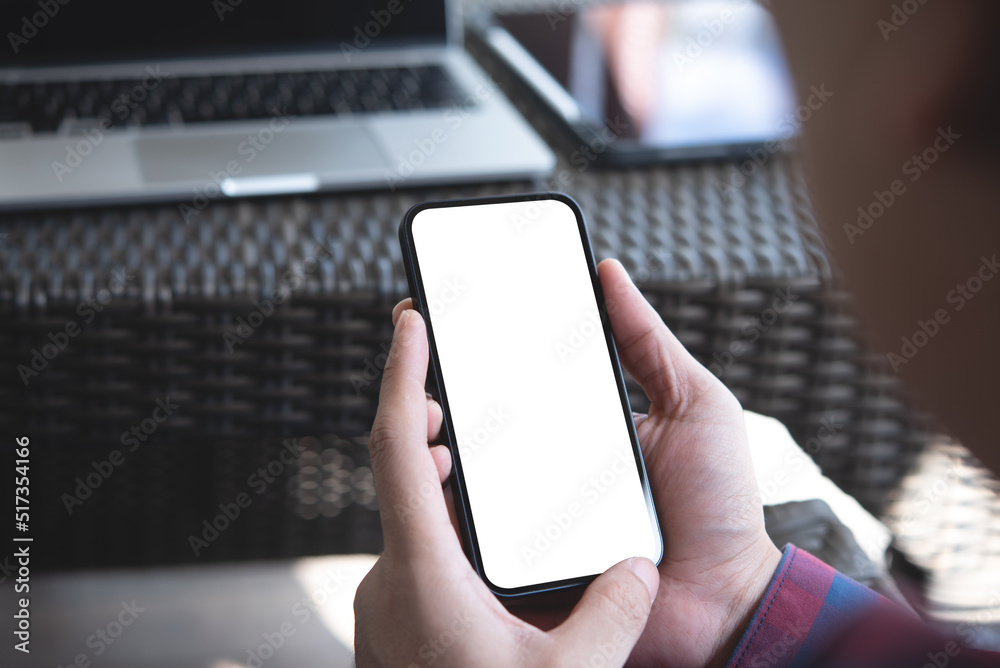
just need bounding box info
[471,0,798,166]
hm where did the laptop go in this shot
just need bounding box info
[0,0,556,212]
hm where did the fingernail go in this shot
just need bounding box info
[630,557,659,600]
[393,309,409,340]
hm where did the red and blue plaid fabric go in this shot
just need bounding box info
[727,544,998,668]
[728,544,881,668]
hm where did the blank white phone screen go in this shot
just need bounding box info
[411,198,661,591]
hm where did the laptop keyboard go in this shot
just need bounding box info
[0,65,468,135]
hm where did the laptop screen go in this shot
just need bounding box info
[0,0,448,66]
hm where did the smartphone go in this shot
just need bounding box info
[398,193,663,599]
[470,0,797,165]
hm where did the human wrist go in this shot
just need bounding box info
[706,541,784,668]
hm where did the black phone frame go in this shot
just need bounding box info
[398,191,663,600]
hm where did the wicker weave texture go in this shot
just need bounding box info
[0,155,936,569]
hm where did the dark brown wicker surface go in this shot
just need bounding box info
[1,1,997,632]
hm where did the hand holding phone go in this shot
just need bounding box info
[355,202,784,665]
[354,295,660,668]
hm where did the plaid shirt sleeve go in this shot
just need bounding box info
[726,543,882,668]
[725,543,1000,667]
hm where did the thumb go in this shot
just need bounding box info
[548,558,659,666]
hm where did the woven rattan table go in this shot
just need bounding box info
[2,0,998,632]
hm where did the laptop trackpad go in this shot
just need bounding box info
[136,126,387,187]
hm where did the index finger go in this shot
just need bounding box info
[369,310,454,552]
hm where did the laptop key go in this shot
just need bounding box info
[2,65,465,133]
[231,98,251,119]
[0,122,32,138]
